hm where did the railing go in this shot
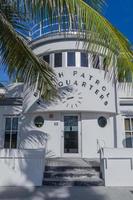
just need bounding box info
[29,15,85,40]
[97,139,105,152]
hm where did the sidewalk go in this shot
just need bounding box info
[0,186,133,200]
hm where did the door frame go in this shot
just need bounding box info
[61,113,81,157]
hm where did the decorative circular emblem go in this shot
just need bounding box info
[34,116,44,128]
[98,116,107,128]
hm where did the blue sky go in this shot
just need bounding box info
[0,0,133,82]
[103,0,133,43]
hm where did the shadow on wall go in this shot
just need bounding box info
[7,83,23,97]
[0,148,45,187]
[1,104,22,115]
[18,130,48,149]
[22,86,52,113]
[22,86,78,113]
[0,185,108,200]
[18,128,56,158]
[19,114,58,157]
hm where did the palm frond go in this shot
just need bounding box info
[19,0,133,80]
[83,0,106,12]
[0,11,57,100]
[1,0,133,102]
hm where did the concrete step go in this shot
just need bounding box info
[45,158,100,168]
[44,158,102,186]
[44,170,100,178]
[43,177,104,186]
[45,165,100,172]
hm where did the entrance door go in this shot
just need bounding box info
[62,114,81,157]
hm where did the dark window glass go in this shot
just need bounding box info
[124,118,133,148]
[11,134,17,148]
[43,55,50,63]
[64,116,78,153]
[4,134,10,148]
[81,52,88,67]
[67,52,75,67]
[98,116,107,128]
[54,53,62,67]
[5,118,11,130]
[12,118,18,130]
[125,132,132,148]
[34,116,44,128]
[4,117,18,149]
[92,55,100,69]
[126,137,132,147]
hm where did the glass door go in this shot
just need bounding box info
[62,114,81,157]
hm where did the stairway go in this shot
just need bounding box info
[43,158,104,186]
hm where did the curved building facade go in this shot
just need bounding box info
[0,21,133,158]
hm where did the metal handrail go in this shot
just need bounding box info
[30,15,85,40]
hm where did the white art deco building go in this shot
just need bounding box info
[0,16,133,159]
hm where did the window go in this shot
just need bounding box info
[124,118,133,148]
[4,117,18,148]
[98,116,107,128]
[92,54,100,69]
[81,52,88,67]
[54,53,62,67]
[34,116,44,128]
[67,52,75,67]
[43,55,50,63]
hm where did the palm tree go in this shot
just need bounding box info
[0,0,133,100]
[0,0,57,100]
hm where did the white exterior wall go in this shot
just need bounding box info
[32,35,111,57]
[19,34,117,158]
[116,114,126,148]
[19,112,61,157]
[1,34,133,158]
[0,83,132,158]
[17,111,115,158]
[0,149,45,186]
[0,105,22,148]
[17,108,128,158]
[81,113,114,158]
[101,148,133,186]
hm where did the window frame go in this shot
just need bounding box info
[34,116,44,128]
[4,116,19,149]
[43,54,50,64]
[80,52,88,67]
[54,52,62,67]
[67,51,76,67]
[124,117,133,148]
[98,116,107,128]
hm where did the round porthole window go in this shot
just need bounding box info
[34,116,44,128]
[98,116,107,128]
